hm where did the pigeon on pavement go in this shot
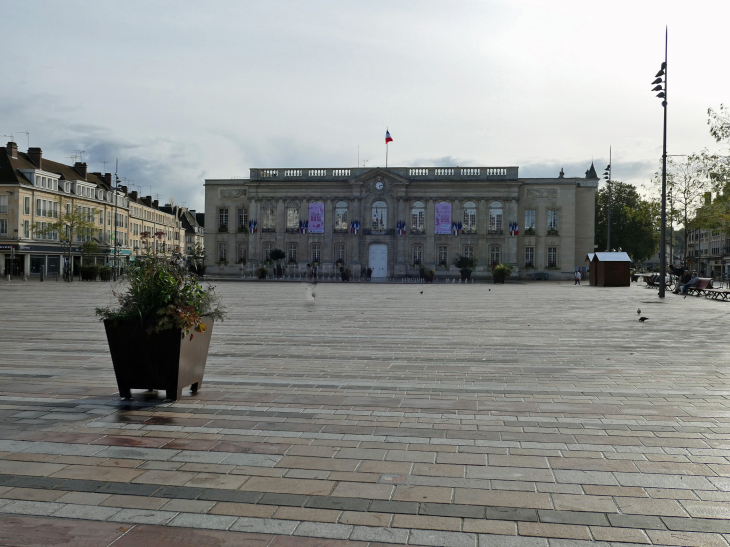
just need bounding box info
[639,317,649,322]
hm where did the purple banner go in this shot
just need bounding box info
[308,202,324,233]
[434,202,452,234]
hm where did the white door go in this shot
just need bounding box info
[369,244,388,278]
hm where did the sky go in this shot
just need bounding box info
[1,0,728,212]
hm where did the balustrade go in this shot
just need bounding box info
[284,169,302,177]
[461,168,480,176]
[333,169,350,177]
[260,169,279,178]
[409,168,429,176]
[308,169,326,177]
[435,168,454,176]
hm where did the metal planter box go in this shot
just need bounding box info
[103,317,214,400]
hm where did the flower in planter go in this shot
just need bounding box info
[96,244,225,336]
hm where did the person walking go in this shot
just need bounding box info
[574,270,582,285]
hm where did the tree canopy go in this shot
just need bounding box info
[595,181,658,263]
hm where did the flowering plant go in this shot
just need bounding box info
[96,233,225,337]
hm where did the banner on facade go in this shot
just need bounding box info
[308,202,325,233]
[434,202,452,234]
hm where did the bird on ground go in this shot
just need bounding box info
[639,317,649,322]
[637,308,641,315]
[420,290,423,294]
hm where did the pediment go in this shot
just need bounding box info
[350,168,410,186]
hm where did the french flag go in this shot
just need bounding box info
[253,220,257,233]
[354,221,360,235]
[397,221,404,235]
[385,130,393,144]
[349,221,354,234]
[248,220,253,234]
[514,221,518,236]
[299,220,303,234]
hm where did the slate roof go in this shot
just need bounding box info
[593,252,632,262]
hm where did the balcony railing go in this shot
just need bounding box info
[250,166,518,181]
[488,230,504,235]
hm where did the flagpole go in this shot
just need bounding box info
[386,142,388,168]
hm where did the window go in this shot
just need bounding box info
[288,243,297,263]
[464,246,474,260]
[524,210,536,234]
[411,201,425,233]
[438,245,448,265]
[0,219,6,235]
[0,195,7,214]
[286,205,299,231]
[36,199,41,216]
[263,203,276,231]
[24,197,30,215]
[335,243,346,262]
[53,202,58,218]
[218,242,227,262]
[23,220,29,238]
[263,242,272,261]
[548,246,558,267]
[219,208,228,228]
[238,244,247,263]
[489,202,503,234]
[463,201,476,233]
[238,208,247,229]
[311,243,321,263]
[335,201,348,232]
[489,245,501,266]
[547,210,559,234]
[372,201,387,232]
[525,246,535,267]
[412,244,423,265]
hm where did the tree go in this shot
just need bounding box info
[269,248,286,277]
[34,198,100,282]
[595,181,658,263]
[651,155,712,265]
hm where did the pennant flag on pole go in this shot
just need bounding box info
[385,130,393,144]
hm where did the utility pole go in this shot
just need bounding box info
[113,158,119,281]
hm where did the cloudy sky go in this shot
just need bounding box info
[2,1,728,211]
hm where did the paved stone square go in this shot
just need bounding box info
[0,279,729,546]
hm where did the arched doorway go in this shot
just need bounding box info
[369,244,387,278]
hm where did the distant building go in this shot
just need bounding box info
[0,141,182,276]
[204,165,598,279]
[159,205,204,256]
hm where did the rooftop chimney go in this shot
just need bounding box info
[103,173,112,185]
[153,199,159,208]
[6,142,17,158]
[144,196,152,206]
[74,162,88,179]
[121,185,128,194]
[130,191,138,200]
[28,147,43,169]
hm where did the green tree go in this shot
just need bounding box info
[34,197,100,282]
[595,181,658,263]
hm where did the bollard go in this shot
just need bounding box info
[40,266,44,282]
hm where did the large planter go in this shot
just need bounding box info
[493,273,506,284]
[460,269,472,281]
[104,317,214,400]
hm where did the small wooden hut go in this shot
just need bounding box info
[590,252,631,287]
[585,253,596,285]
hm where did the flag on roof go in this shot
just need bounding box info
[385,130,393,144]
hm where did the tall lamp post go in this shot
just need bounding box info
[113,159,121,282]
[603,148,612,251]
[651,28,668,298]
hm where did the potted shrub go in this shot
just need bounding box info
[99,265,113,281]
[188,243,207,277]
[524,227,536,236]
[453,254,476,281]
[80,264,99,281]
[366,267,372,280]
[256,267,269,279]
[492,263,513,284]
[423,268,435,283]
[269,248,286,278]
[95,247,225,401]
[340,267,351,281]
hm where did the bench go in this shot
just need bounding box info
[685,278,713,297]
[703,287,730,300]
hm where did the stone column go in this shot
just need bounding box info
[249,199,259,266]
[425,199,435,267]
[506,198,518,266]
[395,198,407,277]
[276,199,285,250]
[476,199,488,267]
[23,253,30,278]
[351,197,361,266]
[323,199,333,264]
[0,253,4,276]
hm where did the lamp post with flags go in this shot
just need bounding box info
[385,129,393,168]
[651,28,669,298]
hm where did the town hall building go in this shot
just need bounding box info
[204,164,598,280]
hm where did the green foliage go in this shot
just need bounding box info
[491,263,513,276]
[96,247,225,335]
[99,266,112,281]
[452,254,476,270]
[82,241,100,260]
[596,180,659,263]
[188,243,206,276]
[269,248,286,262]
[80,264,99,281]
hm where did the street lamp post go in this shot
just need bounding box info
[651,28,669,298]
[113,158,120,282]
[603,148,612,251]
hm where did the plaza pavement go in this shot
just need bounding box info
[0,278,729,547]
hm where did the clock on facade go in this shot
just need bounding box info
[375,181,384,190]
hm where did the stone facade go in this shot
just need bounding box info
[204,166,598,279]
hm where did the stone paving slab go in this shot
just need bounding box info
[1,280,730,546]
